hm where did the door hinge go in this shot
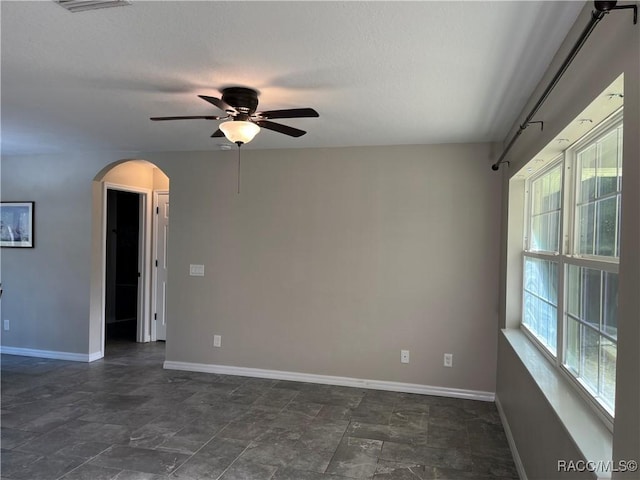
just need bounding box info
[156,206,159,214]
[154,313,157,320]
[155,259,158,267]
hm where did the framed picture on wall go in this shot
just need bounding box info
[0,202,34,248]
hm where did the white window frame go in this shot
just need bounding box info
[520,109,623,428]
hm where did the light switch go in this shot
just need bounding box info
[189,264,205,276]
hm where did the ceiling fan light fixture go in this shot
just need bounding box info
[219,120,260,145]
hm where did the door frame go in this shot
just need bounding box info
[151,190,169,342]
[101,182,153,355]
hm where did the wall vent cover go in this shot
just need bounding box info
[55,1,131,13]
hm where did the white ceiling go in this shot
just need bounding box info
[1,0,585,155]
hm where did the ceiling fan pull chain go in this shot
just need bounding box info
[237,144,241,195]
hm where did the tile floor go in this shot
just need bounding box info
[1,341,518,480]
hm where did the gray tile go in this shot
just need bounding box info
[171,437,248,480]
[283,399,324,418]
[428,405,475,421]
[1,450,85,480]
[285,443,336,473]
[156,422,224,454]
[129,422,180,450]
[373,460,432,479]
[270,410,315,434]
[427,424,469,449]
[389,409,428,428]
[380,442,473,472]
[219,419,273,442]
[273,467,351,479]
[253,388,298,409]
[57,441,113,459]
[0,427,37,449]
[9,404,90,433]
[350,402,393,424]
[218,458,278,480]
[316,405,355,421]
[15,421,131,456]
[1,342,516,480]
[115,472,172,480]
[471,453,519,478]
[427,416,466,431]
[60,463,122,480]
[239,427,302,467]
[325,437,382,479]
[347,421,428,445]
[467,420,512,458]
[90,445,190,475]
[0,449,41,479]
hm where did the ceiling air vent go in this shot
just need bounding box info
[55,0,131,13]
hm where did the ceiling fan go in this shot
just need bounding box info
[150,86,319,145]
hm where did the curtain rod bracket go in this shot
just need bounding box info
[490,0,637,172]
[595,1,637,24]
[528,121,544,131]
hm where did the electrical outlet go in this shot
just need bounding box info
[213,335,222,347]
[401,350,410,364]
[444,353,453,367]
[3,320,9,331]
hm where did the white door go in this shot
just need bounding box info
[154,192,169,341]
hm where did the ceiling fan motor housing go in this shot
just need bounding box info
[221,87,259,115]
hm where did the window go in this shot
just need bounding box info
[521,113,622,419]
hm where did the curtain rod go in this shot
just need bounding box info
[491,1,637,172]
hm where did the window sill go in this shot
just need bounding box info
[501,328,613,479]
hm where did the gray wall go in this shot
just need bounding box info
[496,2,639,479]
[1,152,117,353]
[1,143,502,394]
[153,144,501,392]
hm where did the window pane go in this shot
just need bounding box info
[547,168,562,211]
[564,264,618,414]
[600,337,616,412]
[581,326,599,394]
[603,272,619,339]
[548,211,560,254]
[576,126,622,259]
[566,265,618,338]
[616,196,621,257]
[583,268,602,330]
[529,165,562,253]
[596,197,618,256]
[524,257,558,354]
[577,203,595,255]
[567,265,580,317]
[565,317,580,375]
[617,126,623,190]
[597,130,620,197]
[578,144,597,203]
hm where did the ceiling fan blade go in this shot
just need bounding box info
[150,115,224,121]
[255,120,306,138]
[256,108,319,119]
[211,129,225,138]
[199,95,235,113]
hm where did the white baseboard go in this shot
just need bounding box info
[495,394,527,480]
[88,351,103,362]
[163,360,495,402]
[0,346,97,363]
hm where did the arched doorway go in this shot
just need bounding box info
[90,159,169,359]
